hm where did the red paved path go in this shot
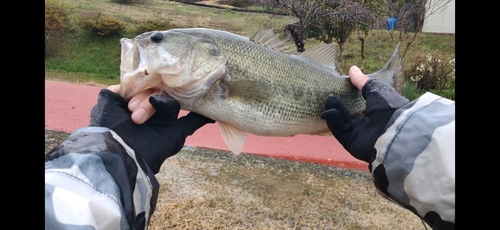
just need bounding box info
[45,80,368,171]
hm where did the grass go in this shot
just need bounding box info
[46,0,454,99]
[147,147,426,229]
[45,0,455,100]
[401,80,424,101]
[45,32,122,80]
[45,69,117,86]
[46,0,297,84]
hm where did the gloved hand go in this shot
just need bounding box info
[321,79,409,163]
[90,89,215,173]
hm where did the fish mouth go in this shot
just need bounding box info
[119,37,161,101]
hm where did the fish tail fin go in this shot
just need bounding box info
[366,42,404,94]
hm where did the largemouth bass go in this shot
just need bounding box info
[119,28,404,154]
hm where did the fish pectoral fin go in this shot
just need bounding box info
[225,80,273,103]
[218,122,247,155]
[299,43,338,72]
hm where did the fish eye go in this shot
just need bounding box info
[151,33,164,43]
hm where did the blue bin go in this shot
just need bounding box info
[387,17,397,30]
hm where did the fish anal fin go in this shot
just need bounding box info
[318,130,334,136]
[218,122,247,155]
[306,127,333,136]
[299,43,338,72]
[310,129,334,136]
[250,27,293,54]
[224,80,273,103]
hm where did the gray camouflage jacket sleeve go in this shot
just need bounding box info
[45,127,159,230]
[370,92,455,230]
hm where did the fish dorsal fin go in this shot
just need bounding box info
[299,43,338,71]
[218,122,247,155]
[224,80,273,103]
[250,27,294,54]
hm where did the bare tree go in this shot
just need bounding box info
[308,0,375,66]
[355,14,377,71]
[252,0,327,52]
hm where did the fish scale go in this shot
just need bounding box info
[119,28,404,154]
[215,33,356,125]
[218,35,343,111]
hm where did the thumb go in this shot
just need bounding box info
[348,65,369,91]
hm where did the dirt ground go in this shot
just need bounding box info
[45,129,426,229]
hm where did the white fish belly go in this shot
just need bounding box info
[189,97,329,136]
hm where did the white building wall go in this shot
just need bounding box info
[422,0,455,34]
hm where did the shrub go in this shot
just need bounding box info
[45,0,70,57]
[78,11,126,36]
[405,53,455,93]
[401,80,424,101]
[134,18,177,35]
[431,88,455,101]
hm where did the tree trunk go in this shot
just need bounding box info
[287,26,305,52]
[357,29,366,71]
[338,43,344,66]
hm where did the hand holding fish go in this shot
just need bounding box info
[322,65,455,229]
[107,85,159,124]
[89,85,215,173]
[321,66,409,163]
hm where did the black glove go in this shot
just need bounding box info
[321,79,409,163]
[90,89,215,174]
